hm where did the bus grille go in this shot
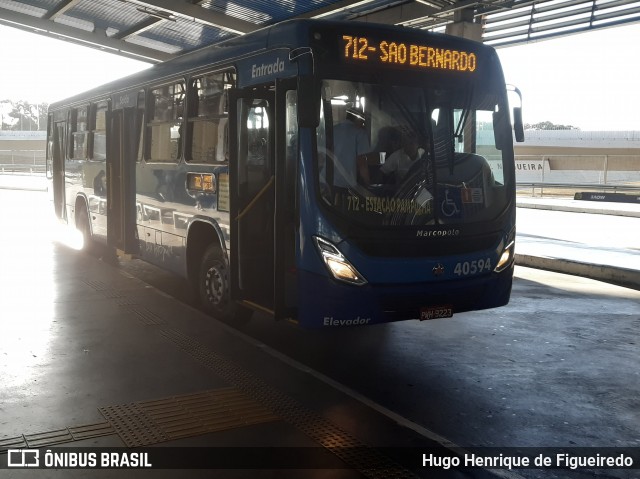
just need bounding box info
[351,232,501,257]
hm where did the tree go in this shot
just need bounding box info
[0,99,49,131]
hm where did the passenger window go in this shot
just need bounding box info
[136,90,145,162]
[71,106,88,160]
[148,82,185,162]
[91,101,108,161]
[187,71,235,163]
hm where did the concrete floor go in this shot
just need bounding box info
[1,188,639,479]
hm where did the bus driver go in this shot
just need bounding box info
[380,132,427,185]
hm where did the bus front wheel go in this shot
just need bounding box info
[198,244,251,323]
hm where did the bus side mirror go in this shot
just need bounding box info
[513,107,525,143]
[297,76,320,128]
[506,85,525,143]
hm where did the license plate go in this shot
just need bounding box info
[420,306,453,320]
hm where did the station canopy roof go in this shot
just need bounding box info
[1,0,639,62]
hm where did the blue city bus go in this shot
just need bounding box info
[47,19,524,328]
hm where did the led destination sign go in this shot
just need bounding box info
[341,35,477,73]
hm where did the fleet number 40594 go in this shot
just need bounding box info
[454,258,491,276]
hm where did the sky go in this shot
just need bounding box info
[496,22,640,131]
[0,25,150,104]
[1,21,640,130]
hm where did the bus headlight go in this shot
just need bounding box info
[313,236,367,286]
[494,240,515,272]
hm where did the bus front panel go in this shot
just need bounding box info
[294,26,516,327]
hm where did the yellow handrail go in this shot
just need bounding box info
[235,175,275,221]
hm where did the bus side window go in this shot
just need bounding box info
[136,90,145,162]
[91,101,108,161]
[148,81,185,162]
[46,115,54,179]
[188,70,235,164]
[285,90,298,189]
[71,106,88,160]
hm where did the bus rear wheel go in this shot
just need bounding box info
[198,244,251,323]
[76,205,93,253]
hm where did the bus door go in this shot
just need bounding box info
[51,120,67,220]
[274,79,299,320]
[230,86,278,315]
[106,107,137,253]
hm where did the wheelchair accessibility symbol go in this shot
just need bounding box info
[441,188,461,218]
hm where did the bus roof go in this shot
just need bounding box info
[49,19,493,111]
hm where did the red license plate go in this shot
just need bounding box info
[420,306,453,320]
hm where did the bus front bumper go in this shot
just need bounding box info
[296,266,513,328]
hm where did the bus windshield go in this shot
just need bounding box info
[316,79,511,227]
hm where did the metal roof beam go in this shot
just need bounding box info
[482,4,535,23]
[596,0,640,10]
[483,0,640,42]
[594,4,640,21]
[534,0,594,14]
[354,2,440,24]
[118,0,256,34]
[294,0,381,19]
[486,14,640,46]
[0,6,171,62]
[397,0,484,29]
[535,4,595,23]
[42,0,82,20]
[484,1,596,32]
[484,16,531,31]
[475,0,520,14]
[112,17,163,40]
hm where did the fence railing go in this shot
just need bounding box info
[1,151,639,189]
[514,154,640,197]
[515,154,640,183]
[516,183,640,197]
[0,150,46,175]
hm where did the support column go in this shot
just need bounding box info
[445,8,483,41]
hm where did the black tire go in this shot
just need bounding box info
[76,204,117,263]
[198,243,251,323]
[76,205,94,253]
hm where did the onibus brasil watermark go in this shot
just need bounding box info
[7,449,151,469]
